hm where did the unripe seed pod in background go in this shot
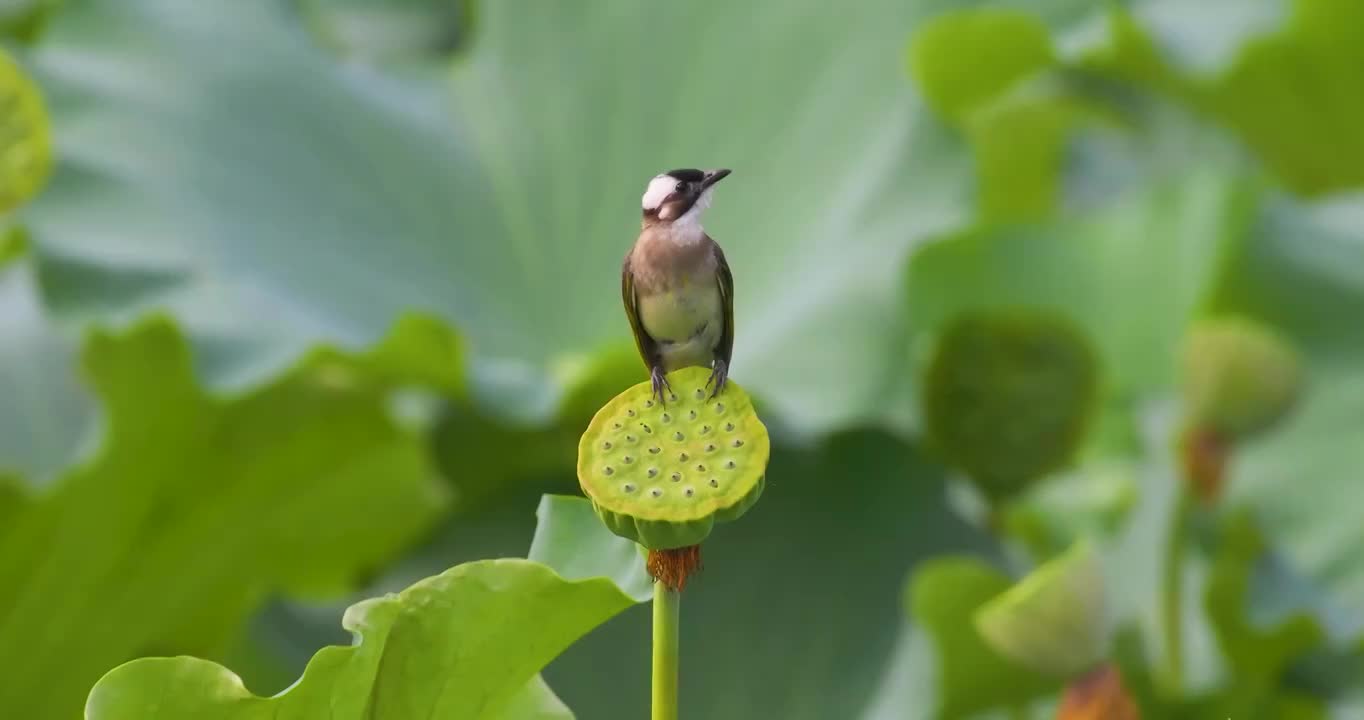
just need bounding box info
[0,48,52,213]
[577,366,768,552]
[922,310,1100,503]
[974,539,1107,679]
[1180,317,1302,441]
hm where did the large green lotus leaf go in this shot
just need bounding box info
[0,317,447,720]
[86,559,637,720]
[1113,0,1364,196]
[0,259,93,482]
[905,168,1249,404]
[22,0,973,434]
[541,431,995,719]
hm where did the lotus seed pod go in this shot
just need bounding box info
[1181,317,1302,441]
[577,366,769,551]
[0,49,51,213]
[974,539,1106,679]
[922,310,1099,503]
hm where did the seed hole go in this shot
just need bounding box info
[669,393,678,402]
[725,460,736,469]
[695,464,706,472]
[694,388,705,399]
[641,424,652,434]
[626,409,636,417]
[645,400,654,408]
[671,472,682,482]
[705,444,716,453]
[701,425,711,434]
[732,439,745,447]
[623,483,636,492]
[649,446,661,454]
[709,478,719,488]
[648,467,658,478]
[724,422,735,432]
[626,434,637,443]
[684,487,695,497]
[603,466,615,476]
[622,455,634,464]
[650,488,663,498]
[673,431,685,441]
[689,410,698,421]
[661,413,672,423]
[602,441,613,450]
[612,422,622,430]
[678,452,690,462]
[714,403,725,413]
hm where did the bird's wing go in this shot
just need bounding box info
[622,251,661,370]
[712,238,735,369]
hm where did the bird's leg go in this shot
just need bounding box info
[705,358,728,398]
[650,364,673,407]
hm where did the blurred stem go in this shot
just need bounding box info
[1008,704,1031,720]
[1161,487,1193,696]
[653,582,680,720]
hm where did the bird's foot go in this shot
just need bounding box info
[650,365,673,407]
[705,359,729,398]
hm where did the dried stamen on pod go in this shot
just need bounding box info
[577,366,770,589]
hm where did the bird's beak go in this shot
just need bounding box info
[701,168,732,190]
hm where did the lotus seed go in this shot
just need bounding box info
[645,399,654,408]
[684,487,695,497]
[709,478,719,487]
[724,422,735,431]
[725,460,736,469]
[689,410,698,420]
[662,413,672,423]
[674,431,685,441]
[623,483,636,492]
[678,452,690,462]
[649,446,661,454]
[696,464,706,472]
[602,441,613,450]
[695,388,705,399]
[669,393,678,402]
[648,467,659,478]
[715,403,725,413]
[626,434,637,443]
[641,424,652,434]
[623,455,634,464]
[627,409,636,417]
[705,443,716,453]
[732,439,744,447]
[604,466,615,475]
[671,472,682,482]
[651,488,663,498]
[701,425,711,434]
[613,422,622,430]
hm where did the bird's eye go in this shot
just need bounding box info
[675,183,685,194]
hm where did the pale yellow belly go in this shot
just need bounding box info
[638,284,722,370]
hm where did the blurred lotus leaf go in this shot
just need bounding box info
[0,318,448,720]
[85,560,637,720]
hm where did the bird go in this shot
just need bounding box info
[621,168,734,406]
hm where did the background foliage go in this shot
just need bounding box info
[2,0,1363,717]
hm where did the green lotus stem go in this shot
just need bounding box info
[1161,487,1193,695]
[652,582,681,720]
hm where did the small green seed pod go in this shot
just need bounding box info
[577,366,769,550]
[1181,316,1301,441]
[973,539,1106,679]
[921,310,1099,503]
[0,49,51,213]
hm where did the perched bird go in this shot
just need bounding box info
[622,168,734,405]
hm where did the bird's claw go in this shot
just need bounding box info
[650,366,673,407]
[705,360,728,399]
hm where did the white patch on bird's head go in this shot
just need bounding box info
[642,174,680,211]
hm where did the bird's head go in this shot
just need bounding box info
[641,168,731,225]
